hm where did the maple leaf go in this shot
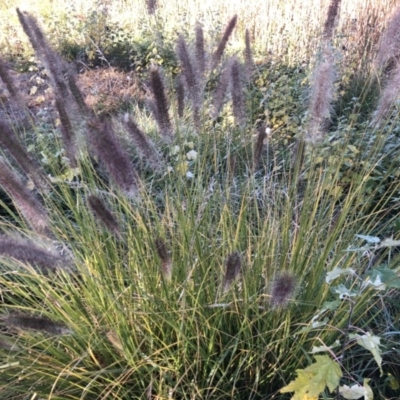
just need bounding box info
[280,355,342,399]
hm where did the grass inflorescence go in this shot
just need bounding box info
[0,2,399,399]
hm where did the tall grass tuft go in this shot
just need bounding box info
[0,8,399,400]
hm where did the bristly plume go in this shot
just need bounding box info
[123,114,164,172]
[0,236,64,272]
[0,157,50,235]
[211,59,231,120]
[0,57,26,112]
[66,73,91,117]
[155,237,172,281]
[4,313,72,335]
[0,336,19,351]
[87,195,121,238]
[244,29,254,81]
[371,65,400,126]
[222,251,242,293]
[177,34,201,123]
[270,273,297,308]
[253,123,267,171]
[176,75,185,118]
[212,15,238,70]
[54,96,77,168]
[323,0,342,40]
[16,10,87,123]
[0,120,48,190]
[149,66,173,141]
[306,44,336,143]
[375,7,400,71]
[87,118,140,196]
[146,0,157,15]
[195,22,206,76]
[16,10,70,102]
[230,57,246,127]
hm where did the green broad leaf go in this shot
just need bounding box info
[368,266,400,289]
[349,333,382,373]
[280,355,342,399]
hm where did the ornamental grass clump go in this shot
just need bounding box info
[0,7,399,400]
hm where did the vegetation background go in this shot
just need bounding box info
[0,0,400,399]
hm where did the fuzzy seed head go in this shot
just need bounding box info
[155,238,172,280]
[0,236,64,272]
[323,0,342,40]
[270,273,297,308]
[124,115,164,171]
[307,44,336,143]
[0,157,50,235]
[375,7,400,70]
[222,251,242,293]
[87,195,121,237]
[195,23,206,76]
[149,66,173,140]
[4,314,72,335]
[212,15,238,69]
[87,118,140,196]
[244,29,254,81]
[230,57,246,127]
